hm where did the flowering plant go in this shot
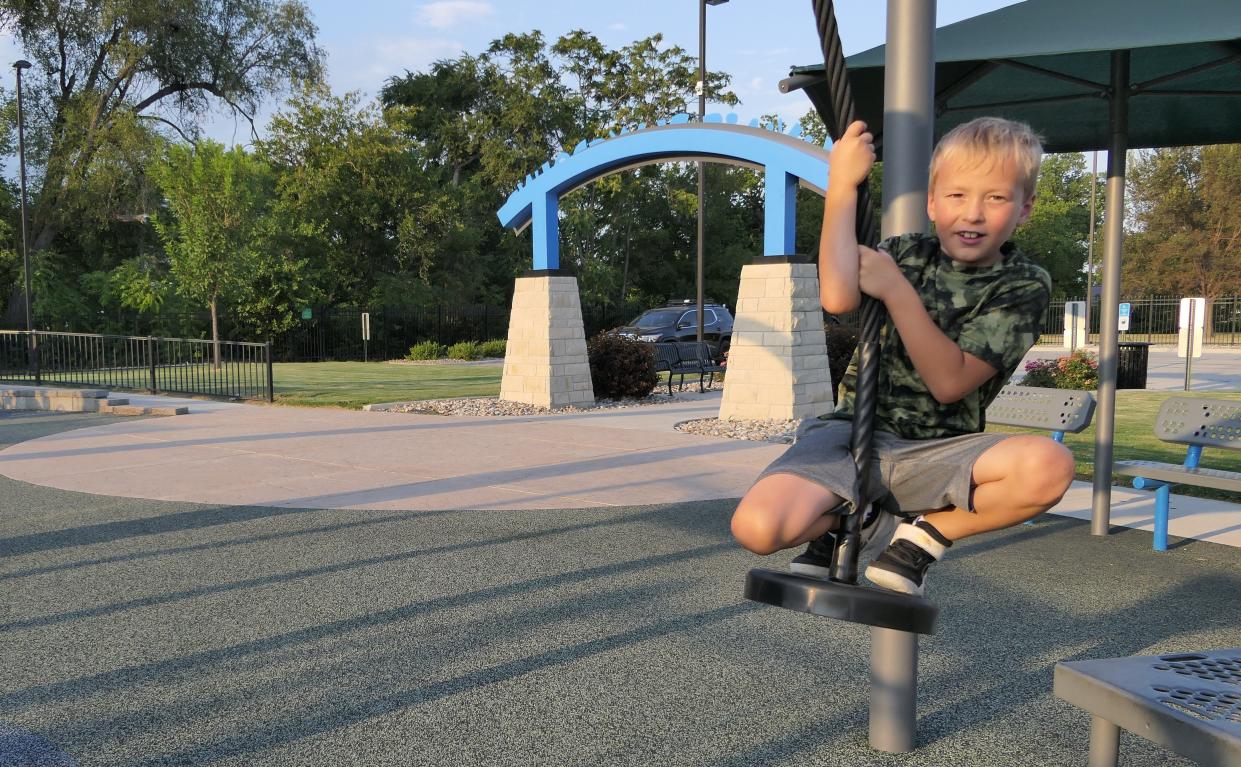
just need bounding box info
[1019,349,1098,390]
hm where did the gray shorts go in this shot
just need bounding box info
[754,418,1008,516]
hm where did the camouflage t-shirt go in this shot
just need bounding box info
[830,232,1051,439]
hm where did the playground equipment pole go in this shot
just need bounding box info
[697,0,729,343]
[870,0,935,752]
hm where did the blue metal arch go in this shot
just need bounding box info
[497,116,833,269]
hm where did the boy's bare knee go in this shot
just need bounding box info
[731,502,783,555]
[1022,440,1076,507]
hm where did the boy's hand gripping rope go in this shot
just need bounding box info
[810,0,888,585]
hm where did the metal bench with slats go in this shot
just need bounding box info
[1113,396,1241,551]
[987,385,1097,442]
[1055,648,1241,767]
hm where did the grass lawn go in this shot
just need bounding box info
[271,361,502,409]
[987,389,1241,501]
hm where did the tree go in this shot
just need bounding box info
[1124,145,1241,300]
[379,30,741,317]
[150,141,273,367]
[1012,152,1098,297]
[0,0,323,321]
[255,82,467,310]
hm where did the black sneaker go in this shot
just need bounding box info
[789,533,835,578]
[864,520,951,596]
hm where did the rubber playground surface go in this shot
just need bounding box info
[1,409,1239,766]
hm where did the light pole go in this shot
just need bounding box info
[13,60,32,336]
[697,0,728,344]
[12,58,35,377]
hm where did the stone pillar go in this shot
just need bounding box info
[719,259,833,421]
[500,273,595,408]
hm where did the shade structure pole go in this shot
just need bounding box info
[880,0,935,240]
[867,0,935,754]
[1090,50,1130,537]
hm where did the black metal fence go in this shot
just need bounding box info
[15,302,663,363]
[1040,296,1241,346]
[273,306,508,362]
[0,331,273,401]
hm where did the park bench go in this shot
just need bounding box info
[1112,396,1241,551]
[1055,648,1241,767]
[986,385,1096,526]
[650,341,724,395]
[987,384,1097,442]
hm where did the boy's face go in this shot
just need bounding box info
[926,153,1034,268]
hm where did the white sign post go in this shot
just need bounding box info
[1063,301,1086,351]
[1177,297,1205,390]
[362,312,371,363]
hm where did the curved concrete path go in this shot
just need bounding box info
[0,391,786,511]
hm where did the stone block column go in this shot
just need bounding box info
[500,272,595,408]
[719,258,834,421]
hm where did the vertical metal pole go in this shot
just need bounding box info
[1088,715,1120,767]
[1084,151,1098,343]
[1184,300,1195,391]
[266,341,274,402]
[881,0,935,239]
[148,337,158,394]
[870,627,918,752]
[14,62,33,341]
[868,0,935,754]
[1091,50,1130,537]
[695,0,708,343]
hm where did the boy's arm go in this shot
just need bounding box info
[859,247,998,404]
[818,121,875,315]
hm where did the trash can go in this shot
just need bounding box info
[1116,342,1151,389]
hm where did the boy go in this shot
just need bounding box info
[730,116,1075,596]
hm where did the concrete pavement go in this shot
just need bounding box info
[2,384,1240,548]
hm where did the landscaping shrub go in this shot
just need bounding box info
[447,341,484,361]
[406,341,446,360]
[1020,358,1059,387]
[479,339,507,358]
[1020,349,1098,390]
[1056,349,1099,389]
[587,332,658,399]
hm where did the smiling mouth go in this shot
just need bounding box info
[955,231,985,244]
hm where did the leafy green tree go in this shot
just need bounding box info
[150,141,274,366]
[0,0,322,323]
[255,83,467,310]
[1012,152,1098,297]
[1124,145,1241,300]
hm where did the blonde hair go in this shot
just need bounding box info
[929,117,1044,199]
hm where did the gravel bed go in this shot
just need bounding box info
[376,387,799,444]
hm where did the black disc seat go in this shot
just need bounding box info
[745,568,938,635]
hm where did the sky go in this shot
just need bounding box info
[196,0,1025,146]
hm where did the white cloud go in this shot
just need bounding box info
[362,37,466,82]
[608,22,627,31]
[749,77,764,91]
[416,1,494,29]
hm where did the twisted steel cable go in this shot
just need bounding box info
[810,0,888,583]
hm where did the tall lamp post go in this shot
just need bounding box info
[697,0,728,343]
[13,59,36,378]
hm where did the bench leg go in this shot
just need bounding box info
[1154,484,1170,551]
[869,627,918,753]
[1088,715,1119,767]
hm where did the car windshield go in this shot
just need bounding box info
[631,310,681,329]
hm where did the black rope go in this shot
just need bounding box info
[809,0,887,584]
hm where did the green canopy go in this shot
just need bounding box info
[789,0,1241,153]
